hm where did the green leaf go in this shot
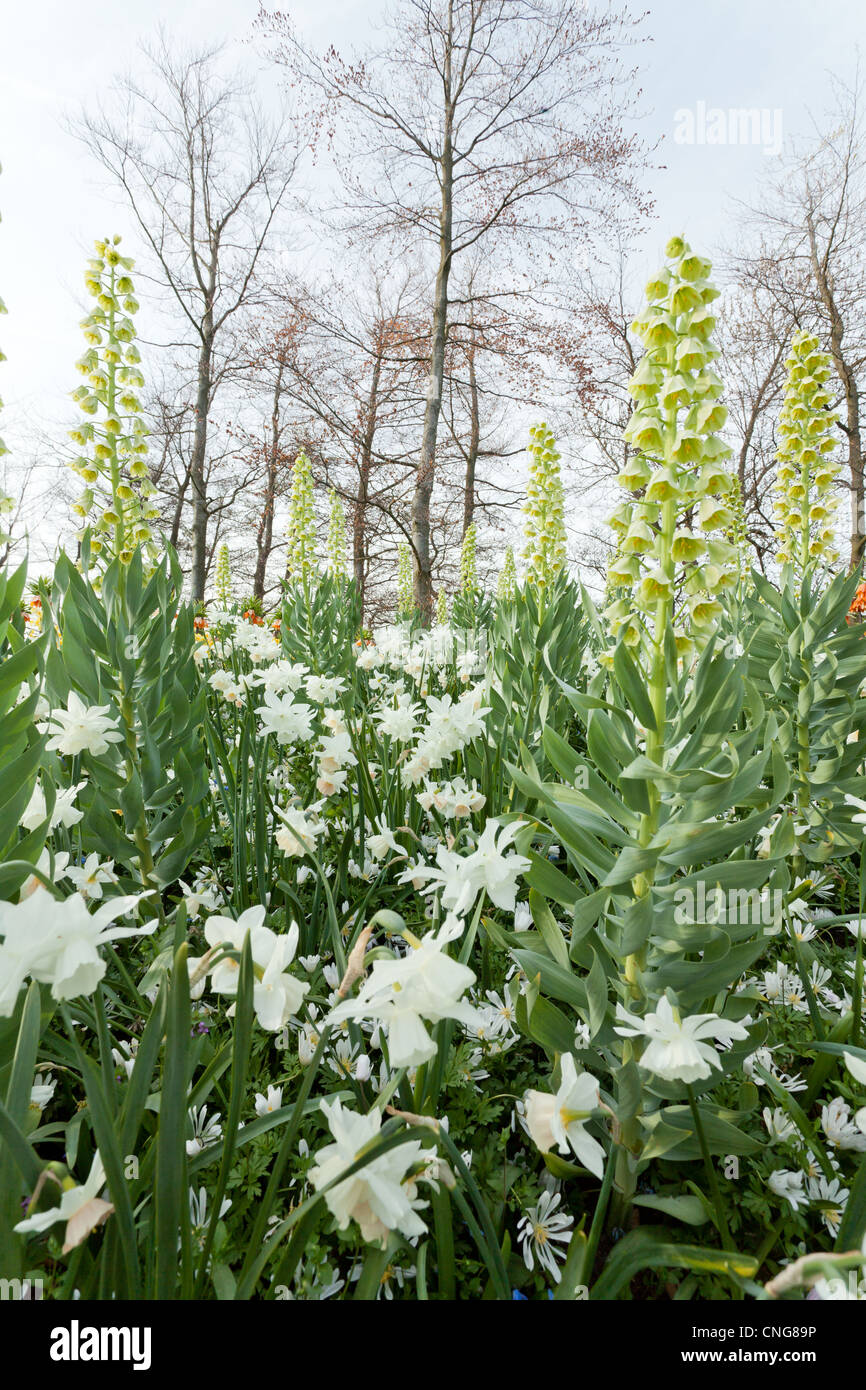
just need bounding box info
[632,1194,710,1226]
[836,1151,866,1251]
[590,1226,758,1300]
[154,942,191,1299]
[613,639,658,732]
[529,888,570,970]
[585,947,608,1039]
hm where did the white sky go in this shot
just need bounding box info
[1,0,864,531]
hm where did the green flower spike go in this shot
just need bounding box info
[606,236,736,652]
[773,330,841,577]
[285,452,317,584]
[523,423,567,592]
[67,236,154,565]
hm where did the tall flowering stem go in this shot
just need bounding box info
[608,237,737,667]
[522,423,566,603]
[285,452,317,586]
[396,542,415,621]
[214,543,233,610]
[606,237,739,1197]
[325,489,348,581]
[459,523,478,594]
[773,331,841,579]
[496,545,516,601]
[68,237,155,567]
[773,332,842,861]
[613,237,735,805]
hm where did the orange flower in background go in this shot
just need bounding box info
[194,615,208,631]
[847,581,866,624]
[242,609,264,626]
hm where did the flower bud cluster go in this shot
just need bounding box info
[523,423,567,589]
[496,545,516,601]
[606,236,738,651]
[214,543,233,609]
[773,331,841,572]
[396,541,414,620]
[285,452,316,583]
[460,523,478,594]
[68,237,156,562]
[326,488,348,581]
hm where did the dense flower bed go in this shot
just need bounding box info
[1,236,866,1303]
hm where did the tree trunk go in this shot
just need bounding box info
[169,467,190,551]
[190,317,214,599]
[412,22,454,622]
[354,355,382,615]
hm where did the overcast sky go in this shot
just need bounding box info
[1,0,864,480]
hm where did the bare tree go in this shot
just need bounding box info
[250,266,428,614]
[259,0,649,618]
[72,33,303,596]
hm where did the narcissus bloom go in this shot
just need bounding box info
[15,1153,114,1252]
[400,818,530,919]
[326,921,479,1067]
[257,690,316,746]
[252,927,310,1032]
[274,806,325,857]
[19,780,85,831]
[204,905,274,994]
[0,887,156,1013]
[614,997,749,1083]
[523,1054,605,1178]
[44,691,123,757]
[308,1096,429,1246]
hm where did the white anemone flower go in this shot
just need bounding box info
[66,852,118,901]
[255,1085,283,1117]
[767,1168,808,1211]
[517,1190,574,1284]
